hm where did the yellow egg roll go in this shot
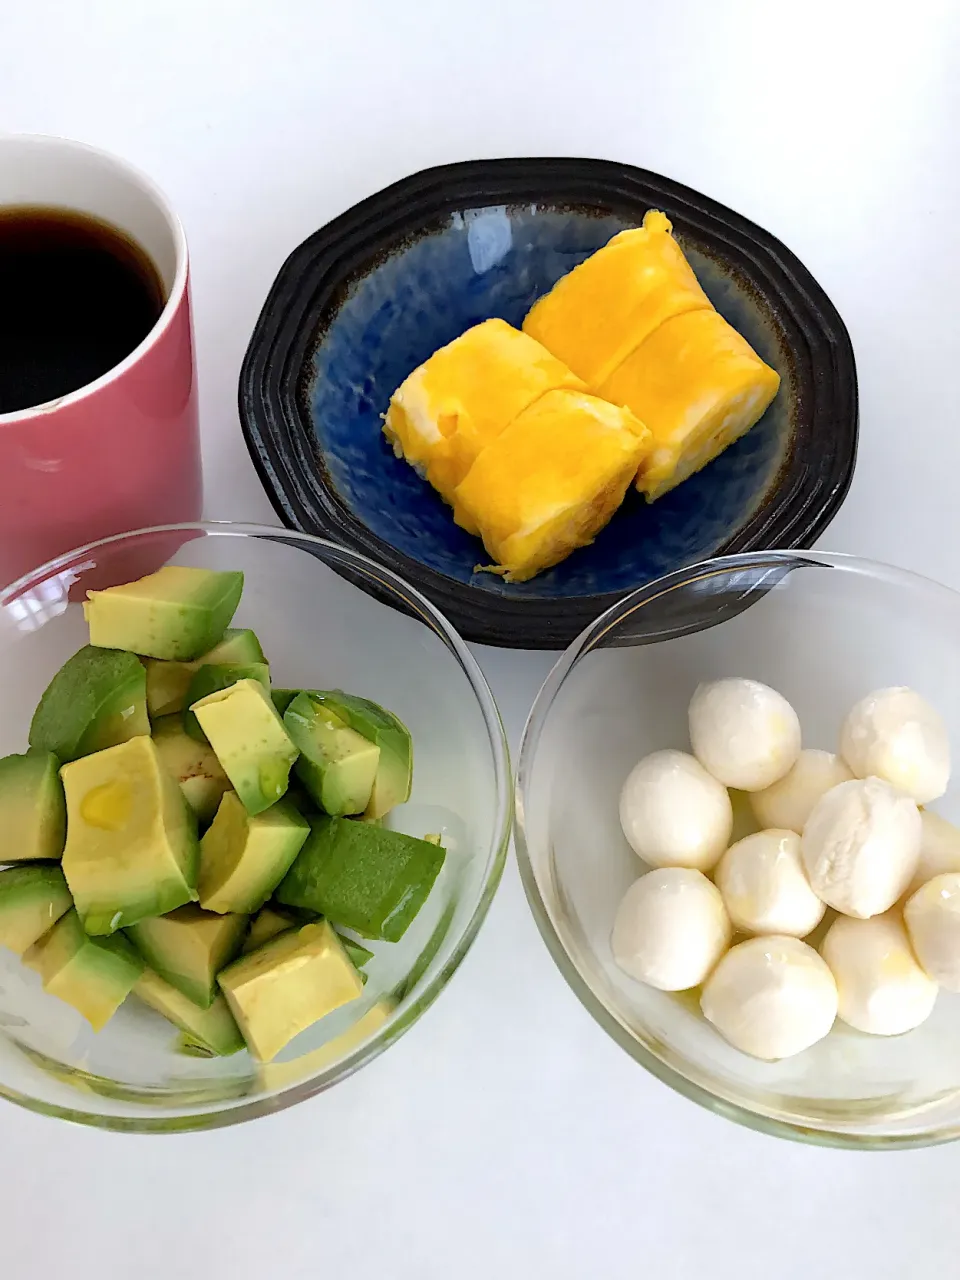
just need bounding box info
[598,308,781,502]
[383,318,584,504]
[522,210,712,388]
[452,389,651,583]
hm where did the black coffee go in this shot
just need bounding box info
[0,206,165,414]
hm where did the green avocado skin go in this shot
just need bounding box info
[29,646,148,763]
[0,751,67,862]
[275,816,444,942]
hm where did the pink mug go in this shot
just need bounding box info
[0,135,202,587]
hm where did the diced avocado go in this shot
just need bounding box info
[29,646,149,763]
[192,680,299,816]
[242,906,299,954]
[183,663,271,742]
[20,941,44,974]
[144,660,194,718]
[35,909,143,1030]
[126,904,247,1007]
[199,792,309,914]
[145,629,266,717]
[340,935,374,973]
[240,911,369,984]
[242,905,371,974]
[311,691,412,818]
[271,689,300,717]
[283,692,381,817]
[256,999,394,1088]
[218,919,363,1061]
[134,969,244,1056]
[202,628,266,666]
[0,865,73,955]
[152,715,231,824]
[0,751,67,862]
[83,565,244,661]
[60,736,199,935]
[276,816,445,941]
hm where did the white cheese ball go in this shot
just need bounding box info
[688,678,801,791]
[904,810,960,898]
[701,936,838,1060]
[750,749,853,833]
[801,777,921,918]
[904,873,960,991]
[820,910,938,1035]
[715,829,825,937]
[618,749,733,871]
[840,686,949,804]
[611,868,732,991]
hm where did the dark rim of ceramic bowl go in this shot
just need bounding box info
[239,156,858,649]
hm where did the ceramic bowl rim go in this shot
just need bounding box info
[239,156,858,648]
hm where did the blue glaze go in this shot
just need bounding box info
[306,205,791,599]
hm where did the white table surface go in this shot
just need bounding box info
[3,1,960,1274]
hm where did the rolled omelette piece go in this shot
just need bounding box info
[598,308,781,502]
[522,210,713,388]
[452,389,651,583]
[382,318,584,505]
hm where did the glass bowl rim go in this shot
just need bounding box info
[0,521,513,1133]
[514,548,960,1150]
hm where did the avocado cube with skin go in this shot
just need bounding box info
[29,645,150,764]
[127,904,248,1007]
[0,865,73,955]
[218,920,363,1061]
[0,751,67,862]
[36,909,144,1031]
[183,663,271,742]
[84,565,243,661]
[284,692,381,817]
[310,691,412,818]
[242,906,299,954]
[145,628,266,717]
[144,660,196,719]
[60,736,199,935]
[199,792,309,914]
[340,935,374,975]
[241,907,371,973]
[270,689,300,717]
[152,715,231,824]
[276,816,445,941]
[134,969,244,1056]
[192,680,299,816]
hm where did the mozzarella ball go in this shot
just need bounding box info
[619,749,732,871]
[840,686,949,804]
[820,910,937,1035]
[750,749,853,833]
[801,777,921,918]
[904,873,960,991]
[688,678,801,791]
[701,936,838,1060]
[904,810,960,898]
[716,829,825,937]
[611,868,732,991]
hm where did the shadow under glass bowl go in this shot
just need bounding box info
[240,157,858,649]
[0,523,511,1132]
[515,550,960,1148]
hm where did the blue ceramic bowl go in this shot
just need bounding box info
[240,158,857,647]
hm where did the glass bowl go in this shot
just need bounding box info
[515,551,960,1148]
[0,523,511,1131]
